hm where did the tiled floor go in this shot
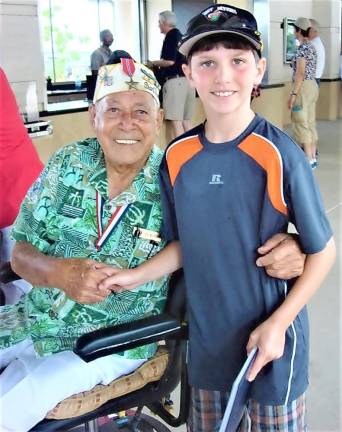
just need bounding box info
[158,119,342,432]
[302,119,341,432]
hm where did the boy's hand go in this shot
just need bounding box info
[57,259,113,304]
[98,267,142,293]
[246,318,286,381]
[256,233,305,279]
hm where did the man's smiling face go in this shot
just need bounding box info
[90,90,163,170]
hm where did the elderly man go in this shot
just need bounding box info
[0,60,304,431]
[0,60,166,432]
[90,29,114,75]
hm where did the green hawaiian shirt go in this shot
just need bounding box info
[0,138,169,359]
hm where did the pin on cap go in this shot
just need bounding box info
[179,3,263,57]
[93,59,161,106]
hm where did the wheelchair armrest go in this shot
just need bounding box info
[0,261,21,284]
[74,312,187,362]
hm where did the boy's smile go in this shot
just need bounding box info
[183,45,266,121]
[212,90,236,97]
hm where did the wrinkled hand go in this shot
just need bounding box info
[99,267,142,293]
[145,60,154,69]
[246,318,286,381]
[256,233,305,279]
[57,258,114,304]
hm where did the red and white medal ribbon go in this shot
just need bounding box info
[95,191,131,250]
[121,58,136,77]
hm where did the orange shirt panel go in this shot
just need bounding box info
[238,134,288,216]
[166,136,203,186]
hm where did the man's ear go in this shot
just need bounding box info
[156,108,164,134]
[88,104,96,127]
[254,57,267,86]
[182,63,196,88]
[88,103,96,128]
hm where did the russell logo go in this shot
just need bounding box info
[209,174,224,185]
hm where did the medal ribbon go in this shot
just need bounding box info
[96,191,131,250]
[121,58,136,77]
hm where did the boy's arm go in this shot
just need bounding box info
[247,236,336,381]
[98,241,182,292]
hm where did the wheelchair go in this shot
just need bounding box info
[0,262,189,432]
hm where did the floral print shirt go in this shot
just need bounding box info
[291,41,317,80]
[0,139,168,359]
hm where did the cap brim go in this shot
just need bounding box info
[179,29,261,57]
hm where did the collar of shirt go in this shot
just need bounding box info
[100,45,112,56]
[87,139,163,206]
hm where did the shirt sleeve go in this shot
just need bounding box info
[161,31,180,61]
[285,156,332,254]
[91,50,103,70]
[296,45,306,59]
[159,154,179,242]
[11,150,64,253]
[0,68,43,228]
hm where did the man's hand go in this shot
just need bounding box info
[11,242,114,304]
[56,258,114,304]
[256,233,305,279]
[145,60,154,69]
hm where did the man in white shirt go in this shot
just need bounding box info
[309,19,325,86]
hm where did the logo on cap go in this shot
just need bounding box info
[207,11,222,22]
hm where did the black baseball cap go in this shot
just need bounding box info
[179,4,263,57]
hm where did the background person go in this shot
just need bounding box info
[147,10,195,139]
[308,18,326,86]
[308,18,326,158]
[0,67,43,304]
[90,29,114,75]
[288,17,319,168]
[107,49,132,65]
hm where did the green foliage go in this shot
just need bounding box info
[41,4,88,82]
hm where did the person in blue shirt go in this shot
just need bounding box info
[99,6,336,429]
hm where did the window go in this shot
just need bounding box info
[282,18,297,64]
[39,0,143,83]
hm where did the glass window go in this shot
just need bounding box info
[39,0,149,84]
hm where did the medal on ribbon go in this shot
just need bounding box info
[95,191,131,250]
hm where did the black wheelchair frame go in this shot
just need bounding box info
[0,263,189,432]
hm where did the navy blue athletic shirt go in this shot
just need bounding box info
[159,114,332,404]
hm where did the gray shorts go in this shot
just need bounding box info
[162,76,195,121]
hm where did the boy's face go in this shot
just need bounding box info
[182,45,266,118]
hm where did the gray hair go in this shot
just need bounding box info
[159,10,176,27]
[309,19,320,30]
[100,29,113,42]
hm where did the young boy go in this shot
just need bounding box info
[100,4,336,430]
